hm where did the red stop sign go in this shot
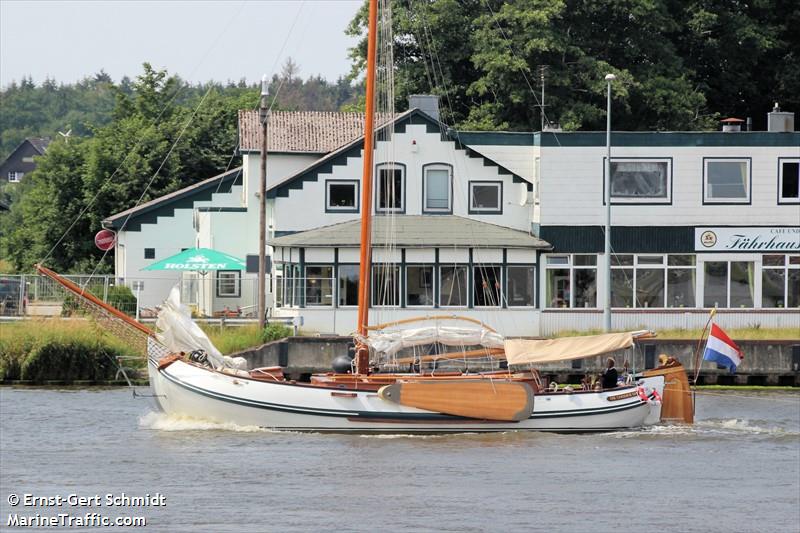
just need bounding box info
[94,229,116,251]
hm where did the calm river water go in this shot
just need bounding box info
[1,387,798,533]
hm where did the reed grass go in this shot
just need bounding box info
[201,324,264,354]
[554,327,798,340]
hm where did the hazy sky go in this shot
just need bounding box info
[0,0,362,88]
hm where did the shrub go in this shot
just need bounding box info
[261,323,292,344]
[20,340,118,382]
[106,285,137,316]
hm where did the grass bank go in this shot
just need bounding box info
[0,320,294,382]
[555,327,798,340]
[0,320,140,382]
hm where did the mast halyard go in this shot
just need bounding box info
[355,0,379,375]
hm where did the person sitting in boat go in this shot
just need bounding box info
[600,358,618,389]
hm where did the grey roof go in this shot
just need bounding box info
[27,137,51,154]
[103,167,242,229]
[269,216,551,249]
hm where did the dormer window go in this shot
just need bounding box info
[469,181,502,214]
[376,163,405,213]
[326,180,359,213]
[423,164,452,213]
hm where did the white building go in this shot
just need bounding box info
[107,100,799,335]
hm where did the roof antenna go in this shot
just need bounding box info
[539,65,548,131]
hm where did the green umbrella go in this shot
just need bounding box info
[142,247,246,272]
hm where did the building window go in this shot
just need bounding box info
[7,171,23,183]
[667,255,696,308]
[762,255,800,308]
[703,158,751,203]
[704,261,755,308]
[422,164,452,213]
[469,181,502,214]
[440,265,467,307]
[779,159,800,203]
[507,266,535,307]
[376,164,404,213]
[305,265,333,306]
[338,265,359,307]
[608,158,671,203]
[326,180,359,212]
[276,264,301,307]
[406,265,434,306]
[611,254,698,308]
[144,248,155,259]
[474,265,502,307]
[545,255,597,308]
[372,265,400,306]
[216,270,241,298]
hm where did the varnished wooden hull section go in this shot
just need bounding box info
[642,363,694,424]
[378,380,534,421]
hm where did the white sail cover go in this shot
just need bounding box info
[504,332,634,365]
[155,286,247,369]
[363,325,505,357]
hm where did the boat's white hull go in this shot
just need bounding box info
[148,358,661,433]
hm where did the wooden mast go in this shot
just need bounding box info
[355,0,379,375]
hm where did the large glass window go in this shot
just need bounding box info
[440,265,468,306]
[704,260,755,308]
[376,165,404,212]
[762,255,800,308]
[406,265,434,306]
[610,159,670,203]
[545,255,597,308]
[338,265,359,306]
[326,180,359,212]
[305,266,333,306]
[474,265,502,307]
[611,255,634,308]
[507,266,534,307]
[469,181,502,213]
[423,165,452,213]
[704,158,750,203]
[372,265,400,306]
[667,255,696,307]
[779,159,800,203]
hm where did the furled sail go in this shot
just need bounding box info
[504,332,635,365]
[360,325,505,358]
[155,287,247,369]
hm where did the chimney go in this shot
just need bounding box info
[408,94,440,122]
[768,102,795,132]
[720,117,744,132]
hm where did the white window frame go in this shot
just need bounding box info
[375,163,405,214]
[216,270,241,298]
[469,181,502,214]
[422,164,452,214]
[778,158,800,204]
[506,265,535,308]
[703,158,751,204]
[325,180,359,213]
[439,264,468,308]
[543,254,598,309]
[473,264,503,308]
[7,171,23,183]
[606,157,672,204]
[405,264,435,307]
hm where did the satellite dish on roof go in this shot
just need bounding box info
[517,182,534,206]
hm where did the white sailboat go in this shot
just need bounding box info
[36,0,694,433]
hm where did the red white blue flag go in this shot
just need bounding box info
[703,323,743,373]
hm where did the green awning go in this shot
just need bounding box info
[142,248,245,271]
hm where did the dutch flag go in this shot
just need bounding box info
[703,323,744,373]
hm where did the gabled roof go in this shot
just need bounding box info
[103,167,243,231]
[266,108,531,199]
[238,110,393,153]
[27,137,50,154]
[269,215,551,249]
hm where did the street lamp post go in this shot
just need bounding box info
[603,73,615,333]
